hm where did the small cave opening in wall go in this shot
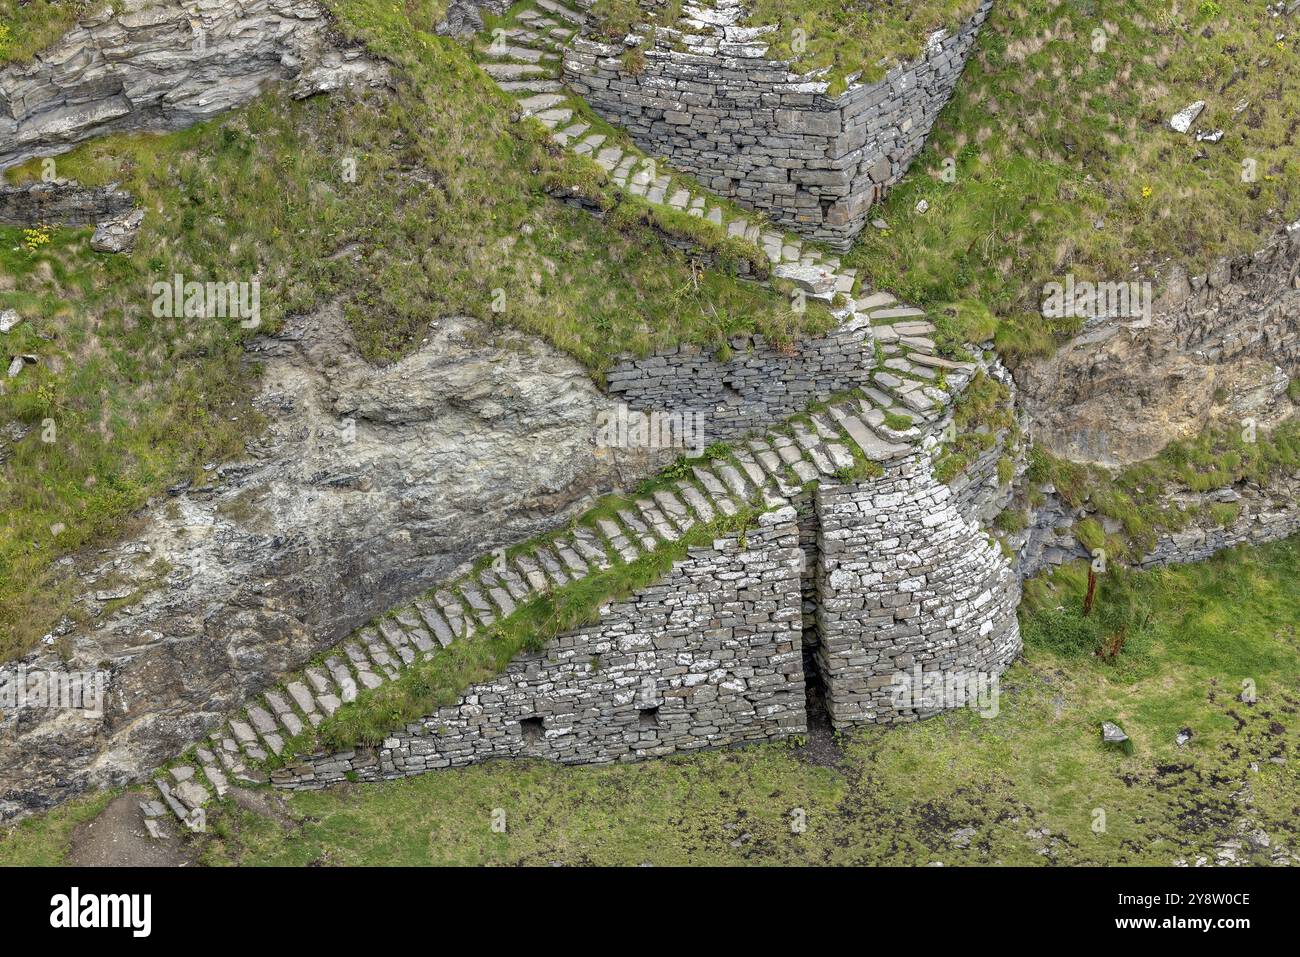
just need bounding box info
[520,716,544,745]
[638,706,660,730]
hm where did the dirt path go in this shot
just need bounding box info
[66,793,193,867]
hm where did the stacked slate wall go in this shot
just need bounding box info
[563,2,991,248]
[271,508,807,788]
[814,452,1021,728]
[604,314,874,442]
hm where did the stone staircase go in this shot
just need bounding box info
[475,0,973,423]
[137,365,978,834]
[137,0,986,836]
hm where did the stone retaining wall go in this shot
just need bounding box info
[0,0,388,171]
[1135,472,1300,568]
[273,449,1026,788]
[604,314,873,443]
[271,508,807,787]
[563,2,991,248]
[814,451,1021,727]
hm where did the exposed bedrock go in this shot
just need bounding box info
[1016,226,1300,468]
[0,307,667,818]
[0,0,389,171]
[0,179,136,225]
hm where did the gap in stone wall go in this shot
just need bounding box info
[520,715,545,746]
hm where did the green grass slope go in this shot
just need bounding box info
[847,0,1299,359]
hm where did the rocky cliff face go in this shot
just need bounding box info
[0,306,663,819]
[1016,226,1300,467]
[0,0,388,171]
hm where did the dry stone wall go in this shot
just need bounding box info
[814,451,1021,727]
[1135,474,1300,567]
[271,508,807,788]
[0,0,388,171]
[273,446,1026,789]
[563,1,991,248]
[605,314,874,442]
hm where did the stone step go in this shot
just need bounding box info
[534,546,571,586]
[413,598,456,646]
[554,122,591,145]
[596,517,640,563]
[829,409,912,461]
[460,586,497,626]
[535,108,574,128]
[870,305,927,321]
[571,526,612,569]
[616,508,660,551]
[518,92,569,115]
[483,44,550,64]
[511,554,552,594]
[574,133,607,155]
[595,146,624,170]
[677,481,716,523]
[482,62,548,79]
[265,690,305,738]
[497,79,565,94]
[636,500,680,542]
[651,489,694,533]
[554,541,590,576]
[731,449,773,492]
[537,0,587,25]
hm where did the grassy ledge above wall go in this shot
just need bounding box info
[846,0,1299,361]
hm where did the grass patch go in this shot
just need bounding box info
[743,0,983,93]
[0,0,94,64]
[587,0,981,93]
[847,0,1300,362]
[0,789,117,866]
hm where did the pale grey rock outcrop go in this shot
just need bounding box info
[0,179,136,224]
[0,306,664,818]
[0,0,390,171]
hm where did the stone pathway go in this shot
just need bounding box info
[139,361,974,830]
[474,1,974,424]
[137,0,984,834]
